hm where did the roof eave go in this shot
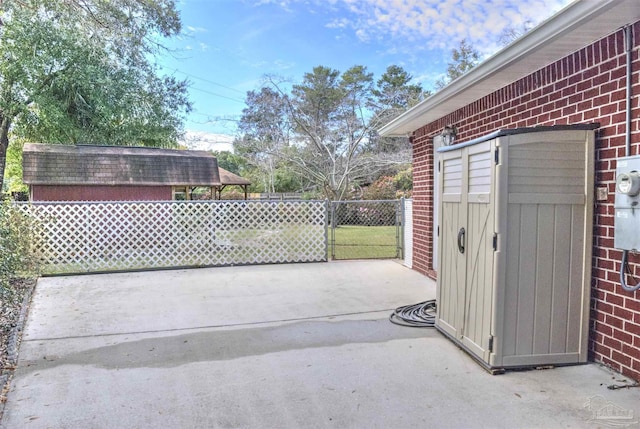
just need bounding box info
[379,0,639,137]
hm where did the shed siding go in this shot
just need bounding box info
[31,185,171,201]
[411,22,640,380]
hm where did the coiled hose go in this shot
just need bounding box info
[620,250,640,292]
[389,299,437,328]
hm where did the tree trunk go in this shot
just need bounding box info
[0,113,11,194]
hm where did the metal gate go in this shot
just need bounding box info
[330,200,402,260]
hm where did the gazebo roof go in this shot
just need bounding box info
[218,167,251,186]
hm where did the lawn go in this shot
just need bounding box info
[331,225,399,259]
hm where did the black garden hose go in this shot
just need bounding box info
[389,299,437,328]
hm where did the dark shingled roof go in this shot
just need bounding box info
[218,167,251,186]
[22,143,221,186]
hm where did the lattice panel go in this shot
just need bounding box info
[16,200,328,274]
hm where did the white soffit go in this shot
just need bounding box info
[379,0,640,137]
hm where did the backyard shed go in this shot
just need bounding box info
[380,0,640,381]
[436,125,595,371]
[22,143,222,201]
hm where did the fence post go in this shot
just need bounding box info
[399,197,405,260]
[324,199,330,261]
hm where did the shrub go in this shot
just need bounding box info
[0,202,41,299]
[394,166,413,198]
[362,176,396,200]
[219,189,246,200]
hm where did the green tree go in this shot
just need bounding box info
[287,65,373,200]
[435,39,480,89]
[213,150,249,176]
[372,65,426,123]
[367,65,427,159]
[3,139,26,194]
[0,0,191,191]
[239,65,424,200]
[236,86,291,193]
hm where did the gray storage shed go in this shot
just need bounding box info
[436,125,596,372]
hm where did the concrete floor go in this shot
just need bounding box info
[2,260,640,428]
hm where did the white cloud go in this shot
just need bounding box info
[273,59,296,70]
[355,28,369,42]
[265,0,573,54]
[326,17,349,29]
[186,25,208,34]
[182,131,235,153]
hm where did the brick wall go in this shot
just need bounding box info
[411,22,640,380]
[410,134,437,279]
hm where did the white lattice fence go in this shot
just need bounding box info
[17,200,328,274]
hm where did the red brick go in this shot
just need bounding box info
[607,293,624,306]
[613,328,633,344]
[614,306,634,320]
[622,344,640,360]
[626,299,640,312]
[626,322,640,336]
[603,335,622,350]
[601,356,619,370]
[599,324,615,339]
[612,350,632,367]
[592,341,611,357]
[624,367,640,382]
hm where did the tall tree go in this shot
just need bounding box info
[238,65,424,200]
[0,0,191,191]
[368,65,427,157]
[372,65,425,123]
[287,65,373,200]
[236,86,291,193]
[435,39,480,89]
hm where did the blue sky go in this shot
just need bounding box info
[159,0,573,150]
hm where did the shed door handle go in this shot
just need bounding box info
[457,228,465,254]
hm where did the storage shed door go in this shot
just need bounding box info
[497,130,592,366]
[437,148,466,339]
[437,140,495,363]
[459,141,495,361]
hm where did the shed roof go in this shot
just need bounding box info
[379,0,640,136]
[22,143,221,186]
[218,167,251,186]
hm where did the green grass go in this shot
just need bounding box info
[331,225,398,259]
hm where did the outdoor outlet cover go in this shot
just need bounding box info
[596,187,608,201]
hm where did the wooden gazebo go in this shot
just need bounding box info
[215,167,251,200]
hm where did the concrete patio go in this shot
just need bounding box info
[2,260,639,428]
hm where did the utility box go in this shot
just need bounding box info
[436,125,596,372]
[614,155,640,251]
